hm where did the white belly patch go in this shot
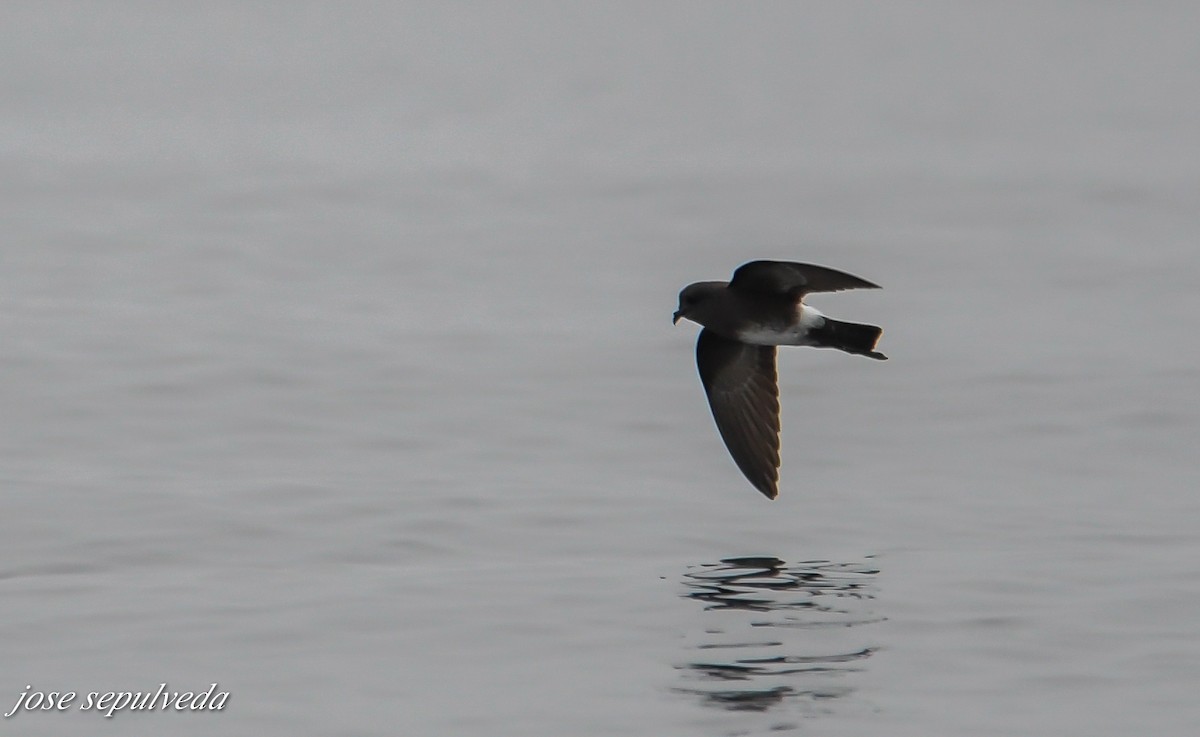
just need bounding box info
[736,306,826,346]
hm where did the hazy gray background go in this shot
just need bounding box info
[2,3,1198,735]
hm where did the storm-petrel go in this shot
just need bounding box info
[673,260,886,499]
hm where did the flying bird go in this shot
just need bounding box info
[673,260,886,499]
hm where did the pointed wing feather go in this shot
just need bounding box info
[696,329,781,499]
[728,260,880,297]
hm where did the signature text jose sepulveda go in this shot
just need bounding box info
[5,683,228,718]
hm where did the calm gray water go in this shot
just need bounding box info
[3,3,1199,735]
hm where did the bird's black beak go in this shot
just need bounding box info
[672,310,682,325]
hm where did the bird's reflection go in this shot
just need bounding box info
[675,556,881,719]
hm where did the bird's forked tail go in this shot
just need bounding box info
[813,318,887,360]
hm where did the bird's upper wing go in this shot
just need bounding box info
[728,260,880,298]
[696,328,781,499]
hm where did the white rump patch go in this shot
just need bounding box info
[737,306,825,346]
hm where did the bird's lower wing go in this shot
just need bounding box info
[696,329,781,499]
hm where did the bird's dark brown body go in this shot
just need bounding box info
[674,260,886,499]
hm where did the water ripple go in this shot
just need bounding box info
[675,556,882,722]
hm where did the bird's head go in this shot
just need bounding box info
[673,281,726,326]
